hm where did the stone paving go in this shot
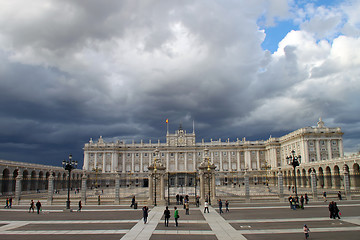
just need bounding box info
[0,200,360,240]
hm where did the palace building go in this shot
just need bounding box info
[83,118,344,187]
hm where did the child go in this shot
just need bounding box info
[303,224,310,239]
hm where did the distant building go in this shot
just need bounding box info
[83,118,344,186]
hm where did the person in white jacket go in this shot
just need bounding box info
[204,201,209,213]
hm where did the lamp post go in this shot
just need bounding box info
[153,148,159,206]
[204,148,211,205]
[62,154,77,209]
[286,150,301,197]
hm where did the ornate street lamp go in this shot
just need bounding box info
[286,150,301,197]
[62,154,77,209]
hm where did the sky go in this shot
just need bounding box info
[0,0,360,167]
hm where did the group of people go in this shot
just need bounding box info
[217,199,229,214]
[141,205,180,227]
[328,201,341,219]
[288,194,309,210]
[4,197,12,208]
[28,200,42,214]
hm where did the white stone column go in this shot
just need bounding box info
[114,152,119,172]
[83,152,90,170]
[315,140,321,162]
[160,173,165,204]
[304,140,309,163]
[200,172,205,204]
[140,153,143,173]
[343,167,351,200]
[220,151,223,171]
[237,151,240,171]
[166,152,169,170]
[327,140,332,160]
[94,153,98,168]
[339,139,344,157]
[102,153,106,173]
[211,173,216,203]
[131,153,135,172]
[185,152,188,171]
[193,151,196,170]
[175,152,178,171]
[122,153,126,173]
[228,152,231,171]
[245,150,251,170]
[256,151,260,170]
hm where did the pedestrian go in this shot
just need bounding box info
[185,201,189,215]
[36,200,41,214]
[174,206,179,227]
[164,206,170,227]
[333,202,341,219]
[204,201,209,213]
[218,199,223,214]
[300,195,304,209]
[328,201,334,219]
[338,191,342,201]
[29,200,35,213]
[303,224,310,239]
[142,206,149,224]
[225,200,229,212]
[323,191,327,202]
[9,197,12,208]
[130,196,135,208]
[4,198,9,208]
[196,195,200,207]
[288,195,293,210]
[176,194,179,205]
[78,200,82,212]
[305,193,309,204]
[180,195,183,205]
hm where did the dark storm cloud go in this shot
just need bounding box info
[0,0,359,166]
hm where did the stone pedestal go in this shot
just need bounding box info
[47,175,54,205]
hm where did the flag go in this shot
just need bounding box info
[166,119,168,123]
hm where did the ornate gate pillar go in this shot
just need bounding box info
[198,148,216,205]
[343,167,351,200]
[81,174,88,204]
[278,171,284,201]
[47,174,54,205]
[14,175,22,205]
[148,148,166,206]
[311,169,318,200]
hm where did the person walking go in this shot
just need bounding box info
[29,200,35,213]
[9,197,12,208]
[303,224,310,239]
[204,201,209,213]
[333,202,341,219]
[185,201,190,215]
[218,199,223,214]
[328,201,335,219]
[78,200,82,212]
[225,200,229,212]
[305,193,309,204]
[338,191,342,200]
[174,206,179,227]
[164,206,170,227]
[196,195,200,207]
[300,195,305,209]
[4,198,9,208]
[130,196,136,208]
[176,194,179,205]
[142,206,149,224]
[36,200,41,214]
[323,191,327,202]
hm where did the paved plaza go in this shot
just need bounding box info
[1,199,360,240]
